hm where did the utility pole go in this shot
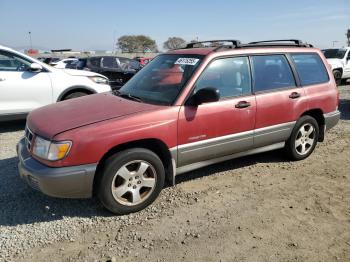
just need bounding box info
[347,29,350,47]
[28,31,33,50]
[112,29,117,54]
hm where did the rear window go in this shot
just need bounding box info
[291,54,329,86]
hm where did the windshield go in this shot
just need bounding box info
[323,49,346,59]
[119,54,203,105]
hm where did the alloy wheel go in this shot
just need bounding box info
[295,123,316,156]
[111,160,157,206]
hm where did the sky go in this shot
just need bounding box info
[0,0,349,51]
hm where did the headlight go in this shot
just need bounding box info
[88,76,109,85]
[32,136,72,161]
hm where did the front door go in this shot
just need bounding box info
[0,50,52,116]
[177,56,256,167]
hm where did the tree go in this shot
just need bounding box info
[163,37,186,50]
[117,35,157,53]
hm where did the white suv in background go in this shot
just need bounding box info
[323,47,350,85]
[0,45,111,121]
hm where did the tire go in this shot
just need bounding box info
[341,78,349,85]
[63,91,88,100]
[285,115,319,161]
[97,148,165,215]
[332,70,342,86]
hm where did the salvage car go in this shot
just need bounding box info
[52,58,79,69]
[18,39,340,215]
[66,56,141,89]
[0,45,111,121]
[134,56,152,67]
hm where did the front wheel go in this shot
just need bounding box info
[285,116,319,160]
[332,70,342,86]
[97,148,165,215]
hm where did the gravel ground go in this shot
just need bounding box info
[0,85,350,262]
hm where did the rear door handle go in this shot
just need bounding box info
[289,92,301,99]
[235,101,251,109]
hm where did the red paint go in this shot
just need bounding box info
[26,46,338,168]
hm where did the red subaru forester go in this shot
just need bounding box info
[18,40,340,215]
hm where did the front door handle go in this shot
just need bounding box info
[235,101,251,109]
[289,92,301,99]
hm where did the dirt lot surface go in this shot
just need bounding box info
[1,86,350,262]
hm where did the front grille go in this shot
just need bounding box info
[24,126,34,151]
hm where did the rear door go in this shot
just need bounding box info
[0,50,52,116]
[177,56,256,167]
[251,54,308,147]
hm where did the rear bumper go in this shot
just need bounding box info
[324,110,340,131]
[17,138,97,198]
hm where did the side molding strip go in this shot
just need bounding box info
[175,142,285,175]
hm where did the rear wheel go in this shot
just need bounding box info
[97,148,165,215]
[285,116,319,160]
[332,69,342,86]
[63,91,88,100]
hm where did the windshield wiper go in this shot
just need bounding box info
[113,90,143,103]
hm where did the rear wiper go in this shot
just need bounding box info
[113,90,143,103]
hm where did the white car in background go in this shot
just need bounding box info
[323,47,350,85]
[52,58,78,69]
[0,45,111,121]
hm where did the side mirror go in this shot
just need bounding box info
[187,87,220,106]
[29,63,43,72]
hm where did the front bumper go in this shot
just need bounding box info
[324,110,341,131]
[17,138,97,198]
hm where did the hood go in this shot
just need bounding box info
[326,58,344,69]
[62,69,107,78]
[27,93,162,139]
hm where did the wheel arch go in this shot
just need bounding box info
[57,86,96,102]
[93,138,175,196]
[300,108,325,142]
[332,67,343,75]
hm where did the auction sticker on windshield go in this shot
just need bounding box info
[174,58,199,66]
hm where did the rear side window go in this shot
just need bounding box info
[251,55,296,92]
[291,54,329,86]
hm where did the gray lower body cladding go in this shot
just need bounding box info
[175,121,295,168]
[17,138,97,198]
[324,110,340,131]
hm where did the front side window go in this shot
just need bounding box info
[0,51,32,72]
[291,54,329,86]
[194,57,251,99]
[322,49,346,59]
[119,54,203,105]
[251,55,296,92]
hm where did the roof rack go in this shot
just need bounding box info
[246,39,313,47]
[184,40,242,49]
